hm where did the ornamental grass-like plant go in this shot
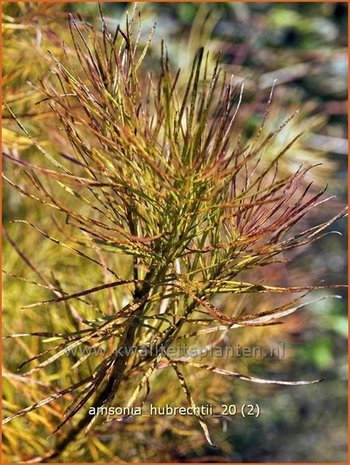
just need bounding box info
[3,8,347,462]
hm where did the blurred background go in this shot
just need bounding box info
[3,2,347,462]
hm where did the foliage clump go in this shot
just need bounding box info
[3,9,346,462]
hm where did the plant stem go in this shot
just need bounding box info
[42,281,152,462]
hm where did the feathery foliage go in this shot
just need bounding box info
[3,9,346,462]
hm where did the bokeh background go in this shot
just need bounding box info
[3,2,347,462]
